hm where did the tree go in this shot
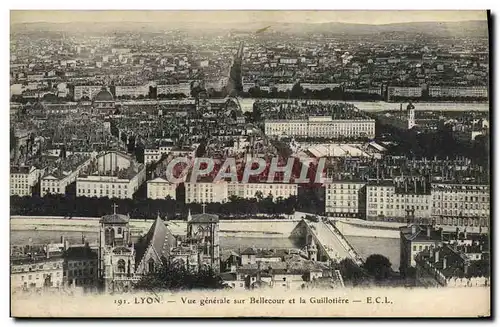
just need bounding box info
[135,262,224,292]
[254,191,264,202]
[290,83,304,99]
[363,254,392,280]
[338,258,370,286]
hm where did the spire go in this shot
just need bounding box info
[187,208,192,222]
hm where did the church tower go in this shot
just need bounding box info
[186,204,220,273]
[98,204,136,293]
[308,241,318,262]
[407,102,415,129]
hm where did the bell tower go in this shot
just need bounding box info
[407,102,415,129]
[98,204,136,293]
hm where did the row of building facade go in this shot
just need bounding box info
[264,116,376,139]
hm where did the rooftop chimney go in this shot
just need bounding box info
[427,225,431,238]
[411,225,417,235]
[442,256,447,270]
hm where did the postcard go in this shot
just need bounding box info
[9,10,490,318]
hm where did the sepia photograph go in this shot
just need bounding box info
[8,9,491,318]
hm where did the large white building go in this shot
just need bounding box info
[228,182,298,200]
[325,181,366,217]
[387,86,422,100]
[431,183,489,227]
[301,83,341,91]
[114,85,150,98]
[41,154,94,195]
[147,177,177,200]
[428,86,488,98]
[365,181,432,220]
[76,151,146,199]
[265,116,375,139]
[157,83,191,97]
[10,165,44,196]
[185,181,228,204]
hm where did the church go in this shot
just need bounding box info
[98,205,220,293]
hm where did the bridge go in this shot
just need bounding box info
[290,218,364,265]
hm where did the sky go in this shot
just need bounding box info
[10,10,488,25]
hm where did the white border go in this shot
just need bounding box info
[3,2,498,326]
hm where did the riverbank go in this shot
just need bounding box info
[10,216,300,238]
[239,98,488,113]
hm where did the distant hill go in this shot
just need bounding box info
[10,19,489,38]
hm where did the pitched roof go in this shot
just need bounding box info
[189,213,219,224]
[135,216,176,267]
[64,246,98,260]
[100,213,129,224]
[241,247,257,255]
[400,224,443,242]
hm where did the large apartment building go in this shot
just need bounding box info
[325,181,366,218]
[265,116,375,139]
[76,151,146,199]
[431,183,490,227]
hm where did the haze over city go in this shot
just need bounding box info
[9,10,490,317]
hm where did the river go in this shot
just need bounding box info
[238,98,488,113]
[10,230,301,251]
[345,236,401,271]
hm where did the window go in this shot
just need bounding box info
[148,259,155,273]
[117,259,126,273]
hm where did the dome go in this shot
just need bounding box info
[94,87,114,102]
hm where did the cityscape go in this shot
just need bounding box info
[10,10,490,304]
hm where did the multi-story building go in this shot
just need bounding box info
[400,224,445,274]
[76,151,146,199]
[365,178,432,221]
[264,116,375,139]
[325,181,366,218]
[399,223,489,277]
[10,165,44,196]
[228,182,298,200]
[147,177,177,200]
[114,85,150,98]
[64,246,99,288]
[415,241,490,287]
[11,255,64,290]
[74,85,105,101]
[387,86,422,101]
[41,154,94,195]
[185,181,228,204]
[301,83,341,91]
[428,86,488,99]
[144,144,173,165]
[431,183,490,228]
[157,83,191,97]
